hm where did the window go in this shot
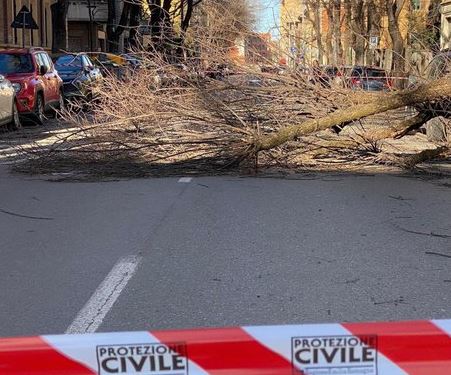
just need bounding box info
[36,53,52,72]
[43,54,54,72]
[34,53,45,69]
[82,55,92,68]
[54,55,83,68]
[13,0,17,44]
[44,7,48,46]
[30,3,34,45]
[0,54,34,74]
[39,0,44,46]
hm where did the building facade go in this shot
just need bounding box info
[442,0,451,50]
[245,32,273,64]
[67,0,108,52]
[1,0,54,49]
[280,0,304,65]
[280,0,433,70]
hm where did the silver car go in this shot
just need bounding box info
[0,74,21,130]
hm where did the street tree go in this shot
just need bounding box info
[304,0,325,64]
[51,0,70,53]
[106,0,202,53]
[385,0,406,86]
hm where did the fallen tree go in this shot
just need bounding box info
[254,79,451,152]
[11,54,451,176]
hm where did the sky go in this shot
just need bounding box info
[252,0,280,37]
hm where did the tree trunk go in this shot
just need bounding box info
[107,1,131,53]
[332,0,343,65]
[323,1,334,64]
[342,0,352,64]
[51,0,69,53]
[181,0,194,32]
[255,79,451,151]
[365,0,382,65]
[128,3,141,50]
[306,1,325,64]
[386,0,406,88]
[351,0,365,65]
[106,0,116,52]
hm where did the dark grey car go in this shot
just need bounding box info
[349,66,392,91]
[53,53,103,101]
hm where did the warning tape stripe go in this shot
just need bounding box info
[0,320,450,374]
[244,323,407,374]
[43,331,210,375]
[343,320,451,375]
[0,336,95,374]
[153,326,298,374]
[432,319,451,336]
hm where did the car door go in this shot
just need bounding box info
[35,53,52,105]
[43,53,60,103]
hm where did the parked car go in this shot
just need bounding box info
[88,52,129,80]
[53,53,103,101]
[121,53,143,70]
[347,66,392,91]
[0,75,21,130]
[0,48,64,124]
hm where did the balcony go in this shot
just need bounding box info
[67,0,108,22]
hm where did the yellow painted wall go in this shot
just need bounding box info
[280,1,330,64]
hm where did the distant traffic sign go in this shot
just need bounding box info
[369,36,379,49]
[11,5,39,30]
[10,5,39,48]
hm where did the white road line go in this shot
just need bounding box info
[178,177,192,183]
[65,255,142,334]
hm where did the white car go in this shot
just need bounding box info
[0,74,21,130]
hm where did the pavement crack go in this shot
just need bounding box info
[0,208,54,220]
[389,195,414,201]
[425,251,451,259]
[392,223,451,238]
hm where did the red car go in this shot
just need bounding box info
[0,47,63,124]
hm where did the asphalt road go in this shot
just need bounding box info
[0,165,450,338]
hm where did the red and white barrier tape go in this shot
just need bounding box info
[0,319,450,374]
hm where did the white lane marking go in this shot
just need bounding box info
[178,177,192,183]
[66,255,142,334]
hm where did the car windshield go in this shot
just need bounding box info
[0,53,34,74]
[54,55,83,70]
[351,68,363,76]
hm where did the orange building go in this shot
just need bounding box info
[245,32,273,64]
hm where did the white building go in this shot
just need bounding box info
[441,0,451,50]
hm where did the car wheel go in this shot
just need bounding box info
[34,93,45,125]
[53,91,65,118]
[7,100,22,131]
